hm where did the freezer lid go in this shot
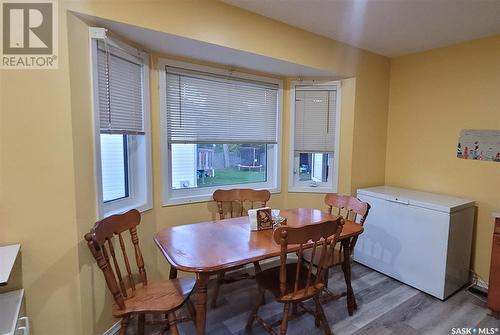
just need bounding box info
[357,186,475,213]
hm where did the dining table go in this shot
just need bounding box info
[154,208,364,335]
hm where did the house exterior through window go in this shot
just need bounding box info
[159,59,282,205]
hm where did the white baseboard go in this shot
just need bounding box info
[103,320,121,335]
[470,270,489,291]
[476,277,489,291]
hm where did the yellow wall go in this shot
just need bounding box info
[0,1,390,334]
[385,36,500,280]
[67,0,366,78]
[67,14,163,334]
[0,3,84,334]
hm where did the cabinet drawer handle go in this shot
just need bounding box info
[18,316,29,334]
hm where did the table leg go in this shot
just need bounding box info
[195,273,210,335]
[341,239,356,315]
[169,266,178,279]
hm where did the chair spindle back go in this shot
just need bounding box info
[324,194,370,225]
[213,189,271,219]
[273,218,344,298]
[84,209,147,310]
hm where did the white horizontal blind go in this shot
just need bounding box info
[97,40,144,134]
[165,67,278,144]
[294,88,337,152]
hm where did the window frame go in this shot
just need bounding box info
[90,35,153,219]
[288,81,341,193]
[158,58,283,206]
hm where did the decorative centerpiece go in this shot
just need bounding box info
[271,209,286,228]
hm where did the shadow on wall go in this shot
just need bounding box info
[29,244,81,334]
[84,241,115,335]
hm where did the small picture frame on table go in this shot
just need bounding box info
[249,207,286,231]
[257,208,273,230]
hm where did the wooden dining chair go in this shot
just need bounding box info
[246,218,344,335]
[302,194,370,303]
[210,188,271,308]
[324,193,370,246]
[85,209,196,335]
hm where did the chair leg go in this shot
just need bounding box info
[211,272,225,308]
[137,314,145,335]
[252,262,266,304]
[164,313,170,331]
[186,298,197,325]
[245,287,265,331]
[168,312,180,335]
[324,267,330,288]
[314,300,321,328]
[280,303,291,335]
[119,315,130,335]
[341,240,356,314]
[169,267,178,279]
[313,296,332,335]
[253,261,262,274]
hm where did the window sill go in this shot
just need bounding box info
[101,200,152,218]
[288,186,336,194]
[163,187,281,207]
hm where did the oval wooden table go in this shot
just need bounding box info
[154,208,363,335]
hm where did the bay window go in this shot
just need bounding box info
[91,33,152,217]
[289,83,341,192]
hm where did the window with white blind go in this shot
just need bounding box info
[289,82,341,193]
[91,32,152,217]
[159,59,282,205]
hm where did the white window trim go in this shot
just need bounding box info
[158,58,283,206]
[288,80,341,193]
[89,32,153,219]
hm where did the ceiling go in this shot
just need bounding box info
[75,13,336,78]
[222,0,500,57]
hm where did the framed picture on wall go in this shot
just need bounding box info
[457,129,500,162]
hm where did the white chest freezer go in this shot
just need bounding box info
[355,186,475,299]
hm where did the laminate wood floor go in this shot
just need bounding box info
[125,262,499,335]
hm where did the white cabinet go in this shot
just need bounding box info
[355,186,475,299]
[0,244,20,285]
[0,244,28,335]
[0,289,28,335]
